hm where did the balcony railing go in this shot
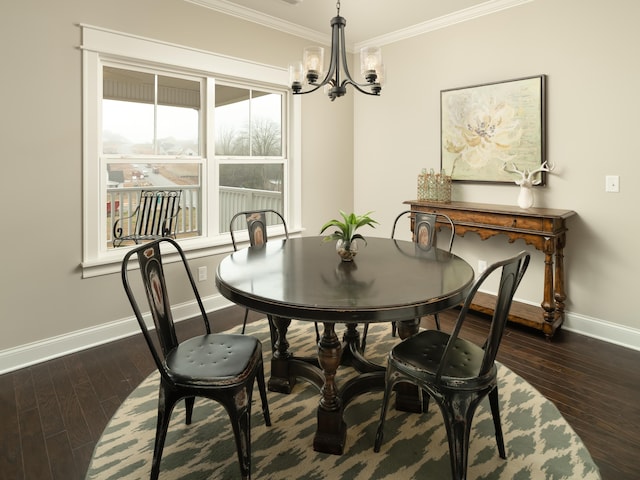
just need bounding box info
[106,186,283,245]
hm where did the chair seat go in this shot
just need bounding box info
[166,334,261,386]
[391,330,488,384]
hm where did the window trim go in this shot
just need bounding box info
[80,24,301,278]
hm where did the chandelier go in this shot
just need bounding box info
[288,1,384,101]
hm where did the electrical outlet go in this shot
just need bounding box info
[198,266,207,282]
[478,260,487,273]
[605,175,620,193]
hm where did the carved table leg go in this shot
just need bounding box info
[313,322,346,455]
[268,316,296,394]
[394,318,423,413]
[554,233,568,326]
[541,238,557,338]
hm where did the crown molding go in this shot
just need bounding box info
[185,0,329,45]
[354,0,534,50]
[185,0,533,51]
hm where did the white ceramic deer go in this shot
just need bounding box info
[502,161,555,209]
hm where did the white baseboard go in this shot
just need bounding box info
[0,294,233,375]
[563,311,640,352]
[503,292,640,351]
[1,295,639,375]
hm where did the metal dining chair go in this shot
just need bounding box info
[390,210,456,333]
[230,209,320,343]
[361,210,456,350]
[230,210,288,334]
[121,238,271,480]
[373,251,530,480]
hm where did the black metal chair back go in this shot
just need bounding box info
[391,209,455,252]
[121,237,271,480]
[230,209,288,250]
[374,251,530,480]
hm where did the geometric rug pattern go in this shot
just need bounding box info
[86,321,600,479]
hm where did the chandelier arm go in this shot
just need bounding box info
[338,22,356,86]
[341,78,380,96]
[294,83,325,95]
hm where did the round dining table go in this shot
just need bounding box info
[216,236,474,455]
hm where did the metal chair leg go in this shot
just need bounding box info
[241,308,249,334]
[489,387,506,458]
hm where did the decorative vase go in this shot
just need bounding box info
[336,239,358,262]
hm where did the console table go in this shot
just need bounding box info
[405,200,576,338]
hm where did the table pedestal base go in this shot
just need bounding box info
[268,317,322,393]
[268,317,424,455]
[313,406,347,455]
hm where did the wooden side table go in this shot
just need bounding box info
[405,201,576,338]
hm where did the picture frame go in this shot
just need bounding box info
[440,75,546,184]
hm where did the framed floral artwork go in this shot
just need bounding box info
[440,75,546,183]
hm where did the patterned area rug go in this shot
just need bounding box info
[87,321,600,479]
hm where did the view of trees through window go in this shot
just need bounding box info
[215,84,283,191]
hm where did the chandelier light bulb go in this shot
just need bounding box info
[303,46,324,84]
[360,47,383,83]
[288,61,304,93]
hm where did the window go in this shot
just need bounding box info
[81,26,301,277]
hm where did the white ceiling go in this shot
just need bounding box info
[186,0,533,48]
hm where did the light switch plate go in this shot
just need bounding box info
[605,175,620,193]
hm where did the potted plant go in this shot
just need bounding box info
[320,210,379,261]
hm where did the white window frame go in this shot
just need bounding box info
[80,25,301,278]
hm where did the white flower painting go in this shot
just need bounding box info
[441,76,545,183]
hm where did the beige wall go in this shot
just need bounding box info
[1,0,638,370]
[355,0,640,340]
[0,0,352,360]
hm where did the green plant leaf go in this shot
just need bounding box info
[319,210,378,243]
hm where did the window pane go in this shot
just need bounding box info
[103,67,201,155]
[157,105,200,155]
[215,85,250,155]
[157,75,201,155]
[251,92,282,156]
[215,86,282,156]
[103,67,155,153]
[103,99,154,153]
[219,163,284,233]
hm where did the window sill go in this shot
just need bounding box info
[81,237,232,278]
[81,228,301,279]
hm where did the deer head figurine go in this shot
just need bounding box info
[502,160,555,209]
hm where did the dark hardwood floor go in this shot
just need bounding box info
[1,306,638,479]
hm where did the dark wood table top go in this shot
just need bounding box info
[216,236,474,323]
